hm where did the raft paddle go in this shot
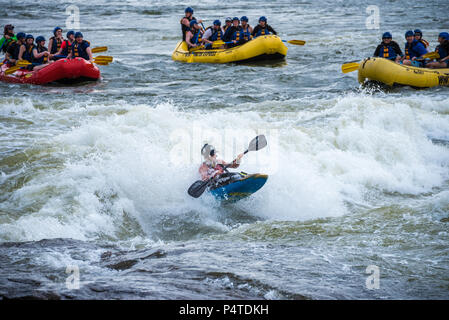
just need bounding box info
[420,52,440,60]
[282,40,306,45]
[341,61,360,73]
[91,46,108,53]
[4,60,33,75]
[187,135,268,198]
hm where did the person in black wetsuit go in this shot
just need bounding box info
[251,16,277,38]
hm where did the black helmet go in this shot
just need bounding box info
[3,24,14,34]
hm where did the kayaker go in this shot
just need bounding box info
[67,32,93,61]
[414,29,429,48]
[0,24,16,54]
[185,20,204,49]
[252,16,277,38]
[181,7,202,41]
[401,30,427,67]
[373,32,402,62]
[199,144,243,181]
[223,17,232,32]
[18,34,36,69]
[203,20,224,49]
[425,32,449,69]
[5,32,26,66]
[54,30,75,59]
[48,27,64,58]
[32,36,52,71]
[240,16,253,42]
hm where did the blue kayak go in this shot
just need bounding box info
[209,172,268,202]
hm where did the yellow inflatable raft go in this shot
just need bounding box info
[172,35,288,64]
[358,57,449,88]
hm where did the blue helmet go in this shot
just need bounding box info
[259,16,267,22]
[35,36,45,43]
[405,30,414,38]
[189,20,198,28]
[16,32,26,40]
[414,29,422,35]
[225,17,232,22]
[66,30,75,38]
[439,32,449,40]
[241,16,248,22]
[232,17,239,22]
[75,32,83,38]
[382,32,392,39]
[213,20,221,26]
[185,7,193,14]
[53,26,62,35]
[25,34,34,40]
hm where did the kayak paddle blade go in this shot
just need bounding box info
[188,180,210,198]
[341,62,360,73]
[247,135,267,152]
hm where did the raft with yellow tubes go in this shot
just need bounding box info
[172,35,288,64]
[358,57,449,88]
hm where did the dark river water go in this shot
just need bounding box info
[1,0,449,299]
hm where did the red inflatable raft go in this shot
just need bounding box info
[0,58,101,85]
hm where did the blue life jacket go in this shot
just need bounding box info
[241,27,251,41]
[22,43,35,63]
[231,29,243,42]
[210,29,223,41]
[49,36,62,54]
[404,39,427,59]
[380,44,397,60]
[191,30,202,45]
[33,45,48,64]
[255,27,270,37]
[436,44,449,60]
[71,40,90,60]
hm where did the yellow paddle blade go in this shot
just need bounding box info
[341,62,360,74]
[287,40,306,45]
[94,61,110,66]
[5,66,21,75]
[94,55,113,62]
[16,60,31,67]
[91,46,108,53]
[422,52,440,60]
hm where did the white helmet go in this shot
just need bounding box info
[201,143,215,159]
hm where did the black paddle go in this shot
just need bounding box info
[187,135,268,198]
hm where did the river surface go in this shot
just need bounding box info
[1,0,449,299]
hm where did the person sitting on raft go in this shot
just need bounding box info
[252,16,277,38]
[426,32,449,69]
[240,16,253,42]
[17,34,39,70]
[224,17,247,48]
[414,29,429,48]
[0,24,16,54]
[186,20,204,49]
[32,36,53,71]
[373,32,403,63]
[53,30,75,59]
[401,30,427,67]
[203,20,224,49]
[181,7,202,41]
[5,32,25,66]
[67,32,93,62]
[48,27,64,60]
[199,144,243,181]
[223,17,232,32]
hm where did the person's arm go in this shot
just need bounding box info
[186,32,196,47]
[251,26,258,37]
[412,43,427,60]
[86,46,93,61]
[268,25,277,35]
[18,45,25,61]
[373,44,380,57]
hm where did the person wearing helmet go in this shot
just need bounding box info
[373,32,402,62]
[180,7,202,41]
[199,144,244,181]
[401,30,427,66]
[223,17,241,44]
[48,27,64,56]
[0,24,16,53]
[223,17,232,32]
[18,34,36,68]
[185,20,204,49]
[5,32,25,66]
[54,30,75,59]
[31,36,52,71]
[252,16,277,38]
[203,20,224,49]
[240,16,253,41]
[67,32,93,61]
[425,32,449,69]
[414,29,429,48]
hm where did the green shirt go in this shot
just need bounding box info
[0,35,17,52]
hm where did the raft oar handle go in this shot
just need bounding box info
[187,135,267,198]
